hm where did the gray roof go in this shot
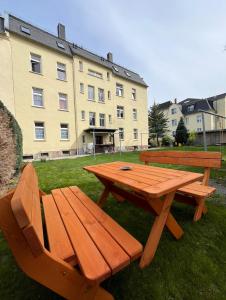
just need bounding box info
[158,92,226,115]
[6,14,147,87]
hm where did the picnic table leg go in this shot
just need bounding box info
[139,191,175,269]
[98,187,111,207]
[194,197,206,222]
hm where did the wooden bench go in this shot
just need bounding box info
[0,163,143,300]
[140,151,222,221]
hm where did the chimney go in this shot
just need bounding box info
[57,23,66,40]
[174,98,177,104]
[107,52,113,62]
[0,17,5,33]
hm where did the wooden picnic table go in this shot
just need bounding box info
[84,161,203,268]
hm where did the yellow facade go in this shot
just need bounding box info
[0,24,148,159]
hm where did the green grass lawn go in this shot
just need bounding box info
[0,146,226,299]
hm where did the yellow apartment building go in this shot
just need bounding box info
[0,14,148,159]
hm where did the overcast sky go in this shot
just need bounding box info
[1,0,226,106]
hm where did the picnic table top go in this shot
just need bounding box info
[84,161,204,198]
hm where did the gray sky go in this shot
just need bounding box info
[1,0,226,106]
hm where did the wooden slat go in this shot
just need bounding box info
[61,187,130,274]
[51,188,111,283]
[42,194,76,263]
[140,151,222,168]
[178,182,216,197]
[69,186,143,260]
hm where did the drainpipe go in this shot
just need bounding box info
[72,57,79,155]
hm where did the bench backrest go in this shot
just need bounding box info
[140,151,222,185]
[11,163,44,256]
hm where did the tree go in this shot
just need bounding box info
[175,117,188,145]
[148,103,168,146]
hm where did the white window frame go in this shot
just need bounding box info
[88,69,103,79]
[34,122,45,140]
[133,128,138,140]
[60,123,69,140]
[59,93,68,111]
[116,83,123,97]
[132,88,136,100]
[171,108,177,114]
[187,105,194,112]
[30,53,41,74]
[133,108,137,121]
[81,110,85,120]
[117,106,124,119]
[32,87,44,107]
[57,62,66,81]
[197,128,202,132]
[197,115,202,123]
[79,60,83,72]
[172,119,177,126]
[88,85,95,101]
[98,88,105,103]
[119,128,124,140]
[89,112,96,126]
[80,83,84,94]
[99,113,105,127]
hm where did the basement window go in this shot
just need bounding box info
[20,25,31,35]
[41,152,49,157]
[23,155,33,160]
[62,150,70,156]
[56,41,65,49]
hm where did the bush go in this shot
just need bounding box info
[161,135,174,147]
[148,139,157,148]
[187,130,197,145]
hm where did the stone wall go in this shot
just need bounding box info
[0,100,22,187]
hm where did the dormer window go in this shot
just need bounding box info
[56,41,65,49]
[21,25,30,35]
[125,71,131,77]
[187,105,194,112]
[113,66,119,72]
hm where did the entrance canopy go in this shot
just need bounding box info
[84,128,117,134]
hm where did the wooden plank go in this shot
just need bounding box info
[61,187,130,274]
[52,188,111,283]
[69,186,143,261]
[140,151,222,168]
[42,194,76,264]
[178,182,216,197]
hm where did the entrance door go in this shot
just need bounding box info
[95,135,103,145]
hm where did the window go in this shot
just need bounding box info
[197,128,202,132]
[116,83,123,97]
[98,88,105,103]
[108,91,111,100]
[81,110,85,120]
[60,124,69,140]
[185,117,189,125]
[107,72,110,80]
[56,41,65,49]
[172,119,177,126]
[172,131,176,137]
[132,88,136,100]
[109,114,112,124]
[57,63,66,80]
[187,105,194,112]
[88,69,103,79]
[82,135,86,143]
[88,85,95,101]
[113,66,119,72]
[21,26,30,35]
[32,88,43,107]
[119,128,124,140]
[133,108,137,120]
[34,122,45,140]
[171,108,177,114]
[79,61,83,72]
[197,115,202,123]
[133,129,138,140]
[30,54,41,73]
[80,83,84,94]
[125,71,131,77]
[117,106,124,119]
[59,93,68,110]
[89,112,96,126]
[99,113,105,127]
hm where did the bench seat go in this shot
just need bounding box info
[178,181,216,198]
[43,186,143,282]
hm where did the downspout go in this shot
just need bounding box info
[72,56,79,155]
